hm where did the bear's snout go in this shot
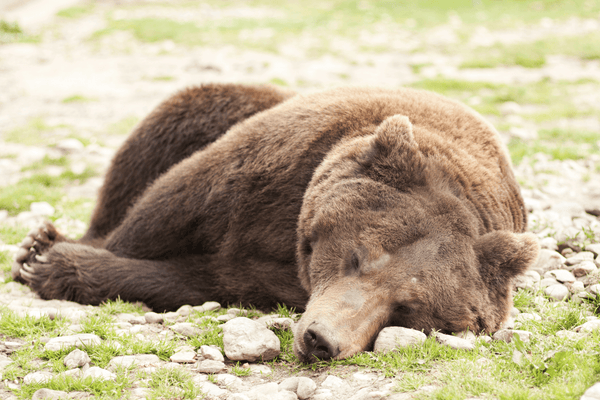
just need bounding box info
[303,322,340,361]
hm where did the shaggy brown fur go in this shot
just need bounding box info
[13,84,538,363]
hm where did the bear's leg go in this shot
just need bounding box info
[17,241,221,311]
[12,84,294,283]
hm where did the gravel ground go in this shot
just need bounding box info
[1,1,600,399]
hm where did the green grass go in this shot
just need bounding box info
[107,116,139,136]
[0,20,38,44]
[56,3,95,19]
[461,32,600,69]
[147,366,201,399]
[61,95,97,104]
[21,155,69,172]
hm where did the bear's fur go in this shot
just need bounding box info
[13,83,539,363]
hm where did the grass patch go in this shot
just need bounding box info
[147,366,200,399]
[461,32,600,69]
[62,95,97,104]
[107,116,139,136]
[538,128,600,145]
[0,225,30,245]
[56,3,95,19]
[21,155,69,172]
[0,20,38,44]
[0,307,67,338]
[508,138,588,164]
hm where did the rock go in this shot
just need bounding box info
[515,313,541,323]
[45,334,102,351]
[32,389,68,400]
[216,373,244,391]
[373,327,426,352]
[0,354,13,369]
[545,283,570,301]
[164,311,180,322]
[194,301,221,312]
[588,284,600,296]
[510,307,521,318]
[279,377,316,400]
[565,251,595,266]
[144,312,164,324]
[532,249,565,273]
[170,351,196,363]
[248,364,272,375]
[265,317,294,330]
[586,244,600,258]
[492,329,532,343]
[321,375,349,390]
[556,330,580,340]
[539,237,558,251]
[30,202,55,216]
[540,277,559,288]
[107,354,160,370]
[545,269,576,283]
[456,330,477,343]
[130,388,152,399]
[244,382,281,400]
[197,359,226,373]
[23,371,53,385]
[569,281,585,294]
[434,332,475,350]
[227,307,249,316]
[192,379,229,398]
[222,317,281,361]
[177,304,193,316]
[82,366,116,381]
[198,345,224,362]
[217,314,235,322]
[56,138,84,152]
[581,382,600,400]
[574,320,600,333]
[63,349,91,369]
[573,261,598,277]
[170,322,201,337]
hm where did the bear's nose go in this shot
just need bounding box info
[303,322,340,361]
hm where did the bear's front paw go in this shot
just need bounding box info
[12,221,68,283]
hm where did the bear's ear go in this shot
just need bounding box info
[474,231,540,285]
[360,115,427,189]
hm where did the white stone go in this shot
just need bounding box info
[216,373,243,390]
[23,371,53,385]
[195,301,221,312]
[573,261,598,277]
[321,375,348,390]
[249,364,272,375]
[565,251,595,266]
[56,138,84,152]
[199,345,224,362]
[434,332,475,350]
[63,349,90,369]
[456,330,477,343]
[586,244,600,258]
[107,354,159,370]
[170,322,201,337]
[545,269,576,283]
[144,312,164,324]
[222,317,281,361]
[556,330,580,340]
[245,382,280,400]
[492,329,532,343]
[532,249,565,272]
[30,201,55,216]
[197,359,226,373]
[31,389,68,400]
[540,277,559,288]
[515,313,541,323]
[177,304,193,316]
[569,281,585,293]
[83,366,115,381]
[581,382,600,400]
[170,350,196,363]
[373,327,426,352]
[588,284,600,296]
[545,283,570,301]
[193,379,229,398]
[45,334,102,351]
[575,320,600,333]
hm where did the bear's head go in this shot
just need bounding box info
[294,115,539,363]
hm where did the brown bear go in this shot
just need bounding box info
[13,83,539,363]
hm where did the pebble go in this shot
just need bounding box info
[565,251,595,266]
[30,201,55,216]
[63,349,91,369]
[573,261,598,277]
[82,366,116,381]
[373,327,427,352]
[193,301,221,313]
[515,312,541,323]
[279,377,317,400]
[434,332,475,350]
[198,344,224,362]
[197,359,226,373]
[45,334,102,351]
[545,270,576,283]
[581,382,600,400]
[492,329,533,343]
[222,317,281,361]
[107,354,160,370]
[23,371,53,385]
[144,311,164,324]
[170,350,196,363]
[574,320,600,333]
[545,283,570,301]
[170,322,202,337]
